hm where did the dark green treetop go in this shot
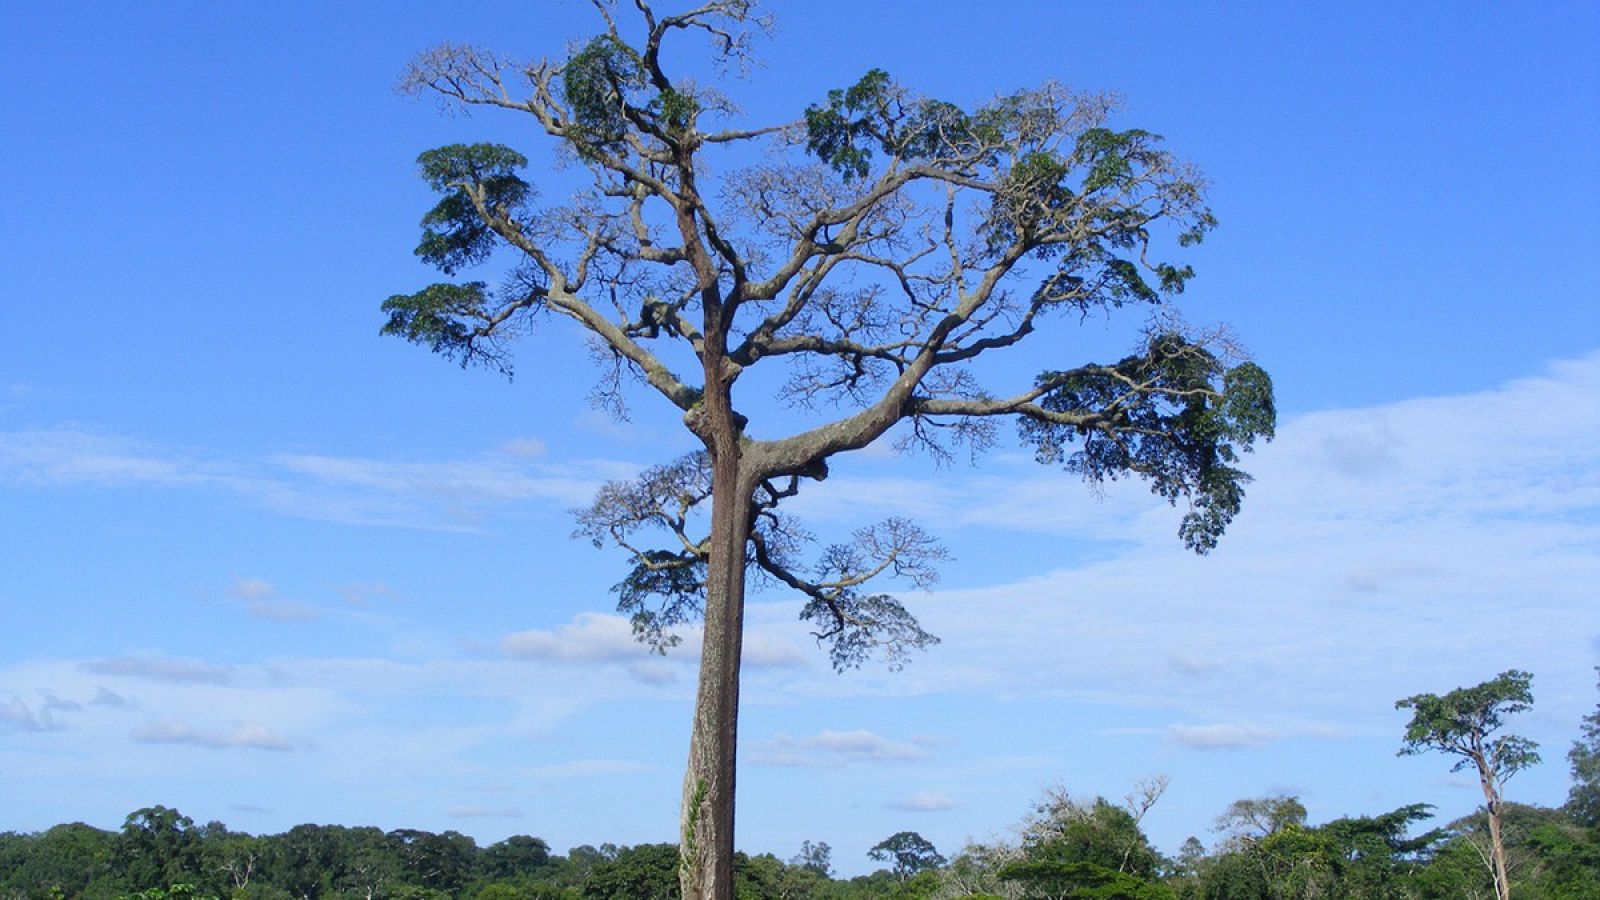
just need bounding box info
[1396,669,1540,780]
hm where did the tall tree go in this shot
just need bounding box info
[386,3,1275,897]
[1567,667,1600,827]
[868,832,945,882]
[1396,670,1540,900]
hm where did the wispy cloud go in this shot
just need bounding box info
[130,718,294,751]
[82,655,235,685]
[90,686,133,708]
[748,729,932,768]
[0,697,67,733]
[891,791,955,812]
[1166,724,1280,750]
[230,577,321,622]
[336,582,396,606]
[526,760,654,779]
[446,804,524,818]
[0,428,628,531]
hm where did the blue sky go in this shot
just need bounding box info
[2,0,1598,875]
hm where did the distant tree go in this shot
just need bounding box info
[387,829,478,895]
[200,828,265,894]
[1315,803,1441,897]
[340,826,404,900]
[480,835,554,883]
[1212,795,1307,844]
[1397,670,1540,900]
[999,857,1173,899]
[1172,837,1206,879]
[1004,788,1171,899]
[580,843,680,900]
[1028,799,1163,881]
[116,807,203,893]
[1023,780,1169,881]
[868,833,945,882]
[263,823,345,899]
[736,852,829,900]
[934,841,1021,900]
[1567,667,1600,827]
[548,844,613,888]
[789,840,833,878]
[387,4,1275,897]
[0,822,120,897]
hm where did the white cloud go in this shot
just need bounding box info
[130,718,294,751]
[500,438,547,458]
[1166,724,1279,750]
[503,613,654,663]
[527,760,655,779]
[627,660,680,684]
[748,729,931,768]
[82,655,235,685]
[232,578,274,600]
[336,582,396,606]
[742,632,808,669]
[0,428,626,530]
[891,791,955,812]
[446,804,524,818]
[230,578,321,622]
[0,429,199,487]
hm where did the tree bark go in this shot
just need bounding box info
[1476,755,1511,900]
[678,439,753,900]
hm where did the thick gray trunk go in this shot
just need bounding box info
[678,448,752,900]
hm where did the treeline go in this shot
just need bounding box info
[5,669,1597,899]
[0,794,1596,900]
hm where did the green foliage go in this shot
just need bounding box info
[802,68,893,181]
[1021,335,1275,553]
[480,835,555,883]
[999,858,1174,899]
[0,822,122,898]
[1397,670,1541,777]
[4,800,1598,900]
[868,832,945,882]
[1028,797,1163,880]
[414,143,531,275]
[381,282,515,373]
[117,807,204,894]
[388,828,478,894]
[1521,821,1600,897]
[581,843,680,900]
[562,36,648,153]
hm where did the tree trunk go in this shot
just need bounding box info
[678,444,753,900]
[1477,760,1510,900]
